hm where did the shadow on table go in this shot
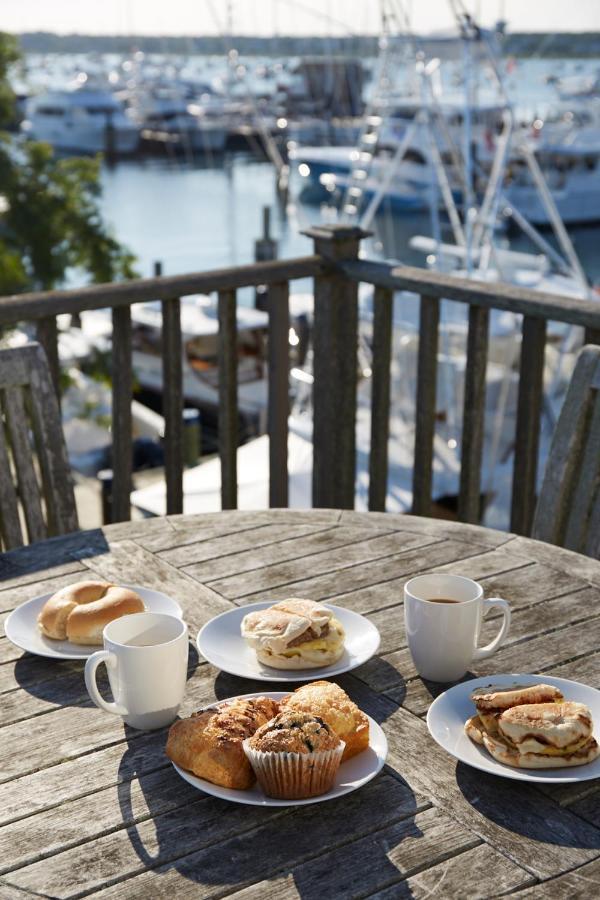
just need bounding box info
[212,668,402,728]
[456,762,600,850]
[0,529,110,582]
[116,662,422,896]
[12,640,201,709]
[117,735,423,899]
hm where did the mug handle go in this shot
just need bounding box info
[472,598,511,660]
[84,650,128,717]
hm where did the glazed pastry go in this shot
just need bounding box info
[165,696,280,789]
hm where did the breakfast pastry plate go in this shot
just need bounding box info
[196,601,381,682]
[171,691,388,805]
[427,673,600,783]
[4,585,183,659]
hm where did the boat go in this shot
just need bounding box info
[125,82,228,154]
[76,296,270,434]
[23,79,139,155]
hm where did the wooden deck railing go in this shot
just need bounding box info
[1,224,599,537]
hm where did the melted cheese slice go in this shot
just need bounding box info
[520,735,590,757]
[275,620,345,658]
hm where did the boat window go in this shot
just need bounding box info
[85,107,115,115]
[37,106,65,116]
[402,148,426,165]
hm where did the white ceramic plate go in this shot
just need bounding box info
[171,691,388,805]
[196,601,381,682]
[4,585,183,660]
[427,673,600,783]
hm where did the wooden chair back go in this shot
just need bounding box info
[0,342,78,550]
[532,344,600,558]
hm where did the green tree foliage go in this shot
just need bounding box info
[0,32,135,295]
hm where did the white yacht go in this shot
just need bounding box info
[24,82,139,155]
[127,83,227,153]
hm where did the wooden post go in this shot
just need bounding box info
[255,207,278,310]
[183,408,201,467]
[267,281,289,507]
[162,297,183,514]
[510,316,547,535]
[218,289,238,510]
[111,306,133,522]
[412,295,440,516]
[98,469,113,525]
[303,224,369,510]
[457,305,489,524]
[368,286,393,512]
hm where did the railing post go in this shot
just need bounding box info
[111,306,133,522]
[458,305,489,524]
[412,295,440,516]
[162,297,184,514]
[267,281,289,507]
[303,224,369,510]
[218,289,238,510]
[368,286,393,512]
[511,317,547,535]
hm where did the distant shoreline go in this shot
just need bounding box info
[12,31,600,59]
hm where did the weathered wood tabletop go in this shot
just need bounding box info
[1,509,599,899]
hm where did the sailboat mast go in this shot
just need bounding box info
[461,16,475,275]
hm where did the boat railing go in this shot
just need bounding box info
[1,222,599,536]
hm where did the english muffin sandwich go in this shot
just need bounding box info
[465,682,564,744]
[241,599,345,670]
[483,701,600,769]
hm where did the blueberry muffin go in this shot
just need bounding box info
[243,710,345,799]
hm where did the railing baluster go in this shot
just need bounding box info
[411,294,440,516]
[267,281,289,508]
[218,289,238,510]
[510,316,547,535]
[305,225,363,509]
[162,297,184,515]
[36,316,60,399]
[458,305,489,524]
[368,286,393,512]
[111,306,133,522]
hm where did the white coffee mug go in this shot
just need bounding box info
[404,573,511,682]
[85,612,188,730]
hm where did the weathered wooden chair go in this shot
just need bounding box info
[0,342,78,550]
[532,344,600,558]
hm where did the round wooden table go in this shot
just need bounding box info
[1,510,599,898]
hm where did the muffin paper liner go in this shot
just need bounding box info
[242,740,345,799]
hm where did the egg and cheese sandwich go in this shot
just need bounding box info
[241,599,345,670]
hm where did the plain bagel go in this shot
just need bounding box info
[38,580,145,645]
